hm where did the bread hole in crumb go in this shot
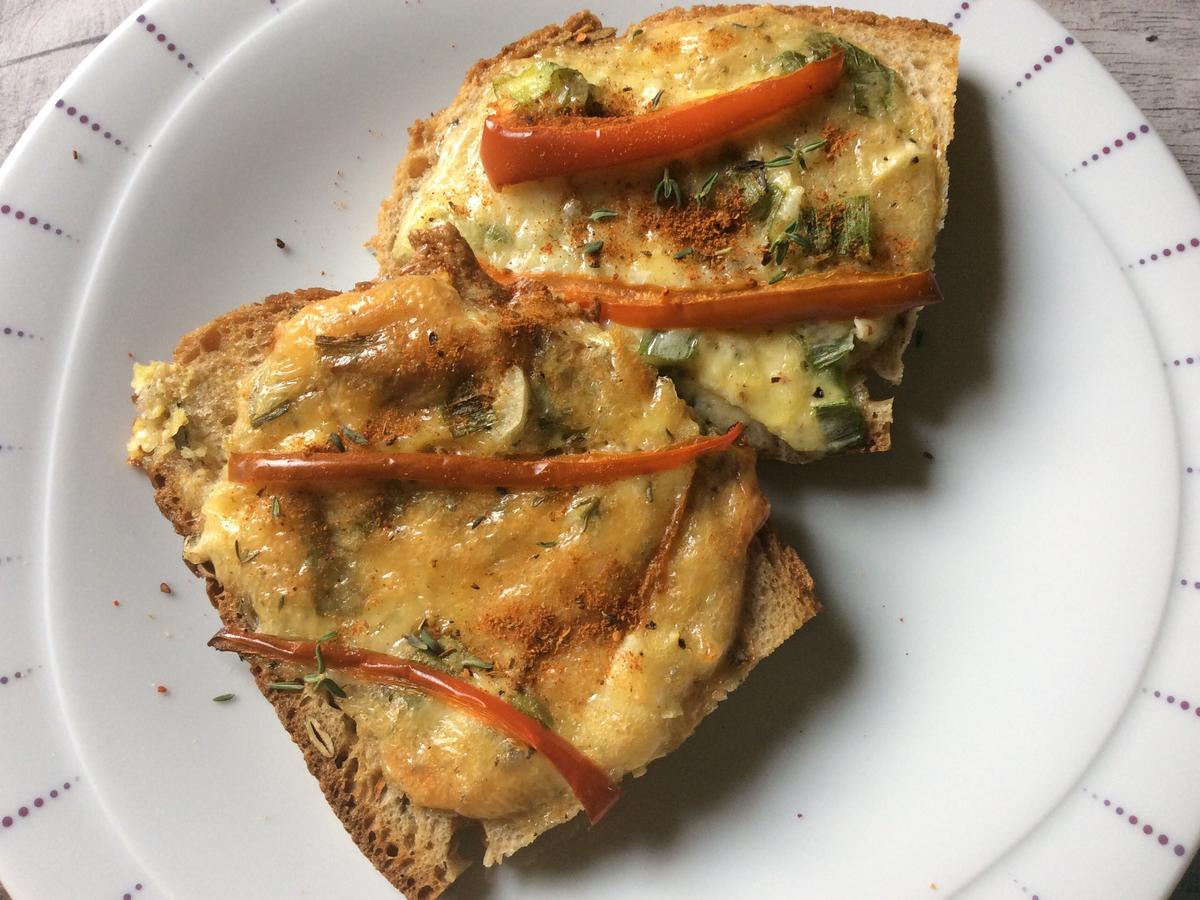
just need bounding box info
[402,832,415,849]
[219,412,236,427]
[424,841,434,851]
[911,56,927,70]
[198,327,223,352]
[417,887,434,900]
[151,474,165,489]
[451,820,486,864]
[386,843,399,858]
[367,829,377,844]
[433,865,446,880]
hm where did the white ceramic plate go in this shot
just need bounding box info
[2,1,1198,897]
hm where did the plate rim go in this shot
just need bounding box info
[1,1,1198,897]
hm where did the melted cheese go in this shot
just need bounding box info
[166,276,767,824]
[386,9,944,454]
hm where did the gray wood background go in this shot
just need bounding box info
[0,1,1197,897]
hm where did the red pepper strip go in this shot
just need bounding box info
[493,268,940,330]
[481,53,844,188]
[209,628,622,823]
[227,423,743,487]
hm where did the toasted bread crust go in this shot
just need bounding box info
[132,236,819,898]
[370,5,958,462]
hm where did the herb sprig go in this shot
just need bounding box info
[653,168,682,209]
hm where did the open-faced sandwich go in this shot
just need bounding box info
[128,227,818,897]
[373,5,958,461]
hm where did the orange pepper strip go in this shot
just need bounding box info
[481,53,844,188]
[227,423,743,487]
[492,268,940,330]
[209,628,621,823]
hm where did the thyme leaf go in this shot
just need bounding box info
[694,171,719,203]
[653,168,682,209]
[250,400,293,429]
[340,424,369,445]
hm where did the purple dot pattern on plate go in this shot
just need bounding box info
[1125,235,1200,270]
[1067,124,1149,174]
[1005,37,1074,95]
[1168,355,1198,367]
[1083,789,1187,856]
[1,201,72,239]
[1,778,79,829]
[53,99,133,153]
[2,324,42,341]
[945,0,977,29]
[135,15,200,75]
[1150,688,1200,715]
[0,665,35,686]
[118,883,145,899]
[1010,878,1043,899]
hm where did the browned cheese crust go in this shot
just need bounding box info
[370,5,959,463]
[132,226,819,898]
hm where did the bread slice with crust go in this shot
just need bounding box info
[371,5,959,463]
[129,226,819,898]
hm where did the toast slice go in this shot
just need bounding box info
[129,226,818,898]
[372,5,958,462]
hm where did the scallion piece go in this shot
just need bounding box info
[804,328,856,369]
[814,399,867,452]
[837,196,871,260]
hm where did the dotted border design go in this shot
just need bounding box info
[1083,789,1187,857]
[53,100,133,153]
[135,15,200,76]
[0,203,71,239]
[0,779,79,829]
[1146,688,1200,717]
[1004,37,1075,95]
[1012,878,1045,900]
[1067,125,1150,175]
[119,883,145,899]
[1124,237,1200,270]
[946,0,976,29]
[0,667,34,687]
[1169,356,1198,368]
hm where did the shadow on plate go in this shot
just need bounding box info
[448,597,858,898]
[764,76,1006,503]
[448,75,1002,898]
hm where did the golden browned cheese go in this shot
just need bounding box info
[134,275,767,823]
[382,9,946,454]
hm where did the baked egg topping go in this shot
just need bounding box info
[133,275,767,823]
[384,10,943,455]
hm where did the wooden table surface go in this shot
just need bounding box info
[1,1,1197,898]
